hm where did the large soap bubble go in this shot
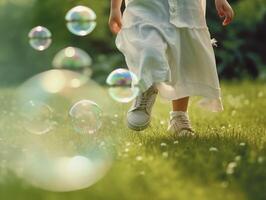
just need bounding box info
[65,6,97,36]
[69,100,102,135]
[16,69,114,128]
[28,26,52,51]
[52,47,92,76]
[11,69,115,191]
[106,68,139,103]
[10,144,113,192]
[20,100,55,135]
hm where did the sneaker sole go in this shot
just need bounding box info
[127,120,150,131]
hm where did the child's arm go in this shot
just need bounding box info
[215,0,234,26]
[109,0,123,34]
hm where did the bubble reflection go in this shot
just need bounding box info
[65,6,97,36]
[106,68,139,103]
[28,26,52,51]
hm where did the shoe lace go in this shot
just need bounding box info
[133,87,157,111]
[135,93,150,110]
[172,114,191,130]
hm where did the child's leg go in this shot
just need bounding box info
[168,97,194,136]
[172,97,189,112]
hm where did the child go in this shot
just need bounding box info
[109,0,234,136]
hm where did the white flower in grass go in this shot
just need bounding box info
[235,155,242,162]
[211,38,218,47]
[173,140,179,145]
[258,156,264,164]
[209,147,218,152]
[160,120,165,125]
[136,156,143,161]
[221,181,229,188]
[160,143,167,147]
[239,142,246,147]
[139,171,145,176]
[257,91,264,98]
[226,162,237,175]
[162,152,169,158]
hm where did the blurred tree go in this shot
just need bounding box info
[0,0,265,86]
[207,0,266,80]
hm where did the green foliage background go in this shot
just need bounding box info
[0,0,265,86]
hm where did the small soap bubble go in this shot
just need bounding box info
[66,6,97,36]
[28,26,52,51]
[52,47,92,76]
[69,100,102,135]
[20,100,55,135]
[106,68,139,103]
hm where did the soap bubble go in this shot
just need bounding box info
[69,100,102,135]
[16,69,114,128]
[11,146,112,192]
[52,47,92,76]
[65,6,97,36]
[106,68,139,103]
[28,26,52,51]
[20,100,54,135]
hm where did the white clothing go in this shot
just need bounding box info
[116,0,224,112]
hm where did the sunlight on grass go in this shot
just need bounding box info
[0,80,265,200]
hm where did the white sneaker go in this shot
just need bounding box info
[127,85,158,131]
[167,111,195,137]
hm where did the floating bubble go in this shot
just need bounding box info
[69,100,102,135]
[106,68,139,103]
[11,146,112,192]
[28,26,52,51]
[53,47,92,76]
[16,69,114,129]
[20,100,54,135]
[65,6,97,36]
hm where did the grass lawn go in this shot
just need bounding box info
[0,80,265,200]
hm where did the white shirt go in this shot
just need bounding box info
[124,0,207,29]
